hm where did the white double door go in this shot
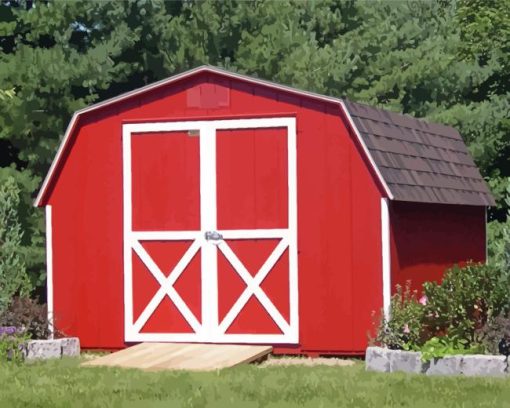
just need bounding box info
[123,117,298,344]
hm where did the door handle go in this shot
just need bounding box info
[205,231,223,242]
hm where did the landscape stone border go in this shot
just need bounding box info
[366,346,508,377]
[22,337,80,361]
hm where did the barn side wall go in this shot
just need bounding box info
[47,73,385,353]
[389,201,486,293]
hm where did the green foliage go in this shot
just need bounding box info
[375,283,424,350]
[0,331,28,363]
[487,181,510,268]
[422,263,510,344]
[419,336,482,362]
[375,262,510,355]
[0,0,508,289]
[0,177,32,311]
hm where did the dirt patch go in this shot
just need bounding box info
[258,356,357,367]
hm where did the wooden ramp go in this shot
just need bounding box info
[82,343,272,371]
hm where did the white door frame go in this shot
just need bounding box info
[123,117,299,344]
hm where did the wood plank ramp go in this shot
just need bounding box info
[82,343,272,371]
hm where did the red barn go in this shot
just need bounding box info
[35,66,494,355]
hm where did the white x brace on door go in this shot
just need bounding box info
[123,117,298,344]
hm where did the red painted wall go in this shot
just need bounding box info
[47,72,385,353]
[390,201,486,293]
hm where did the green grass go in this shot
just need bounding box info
[2,358,510,407]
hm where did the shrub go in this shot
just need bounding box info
[373,262,510,354]
[422,262,510,345]
[0,329,29,363]
[475,314,510,355]
[0,297,51,340]
[419,335,482,362]
[374,282,425,350]
[0,177,32,311]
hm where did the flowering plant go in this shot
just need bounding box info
[373,282,425,350]
[0,325,28,363]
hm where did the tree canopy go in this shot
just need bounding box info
[0,0,508,288]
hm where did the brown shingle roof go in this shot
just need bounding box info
[343,100,495,206]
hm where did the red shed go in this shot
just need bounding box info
[35,66,494,354]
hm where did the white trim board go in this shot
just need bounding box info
[381,198,391,320]
[123,117,299,344]
[35,65,393,206]
[45,205,54,339]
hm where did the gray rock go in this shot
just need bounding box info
[389,350,424,374]
[24,340,62,361]
[60,337,80,357]
[366,346,390,372]
[426,355,462,376]
[461,355,507,377]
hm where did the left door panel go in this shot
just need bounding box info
[126,131,202,340]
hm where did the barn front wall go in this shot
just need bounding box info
[389,201,486,293]
[47,72,386,353]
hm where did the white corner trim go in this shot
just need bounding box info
[381,198,391,320]
[340,101,394,200]
[45,205,54,339]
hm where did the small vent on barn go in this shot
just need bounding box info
[186,83,230,109]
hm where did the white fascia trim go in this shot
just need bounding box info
[33,66,341,207]
[45,205,54,339]
[340,101,394,200]
[34,113,79,207]
[381,198,391,320]
[35,65,394,206]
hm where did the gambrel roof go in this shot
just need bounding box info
[35,65,494,207]
[343,101,495,206]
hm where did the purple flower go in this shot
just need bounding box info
[0,326,17,336]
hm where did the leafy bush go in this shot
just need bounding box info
[374,283,425,350]
[0,329,28,363]
[475,314,510,355]
[0,177,32,311]
[419,335,482,362]
[0,297,51,340]
[374,262,510,355]
[422,262,510,345]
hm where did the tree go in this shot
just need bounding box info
[0,177,32,310]
[0,0,508,289]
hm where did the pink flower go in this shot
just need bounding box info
[419,295,428,306]
[403,324,410,334]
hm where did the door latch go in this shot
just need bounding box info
[205,231,223,242]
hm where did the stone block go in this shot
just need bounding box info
[24,340,62,361]
[60,337,80,357]
[426,355,462,376]
[461,355,507,377]
[366,346,390,372]
[389,350,424,374]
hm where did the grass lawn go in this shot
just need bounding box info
[2,358,510,407]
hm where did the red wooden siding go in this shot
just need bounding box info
[48,72,386,352]
[390,201,486,293]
